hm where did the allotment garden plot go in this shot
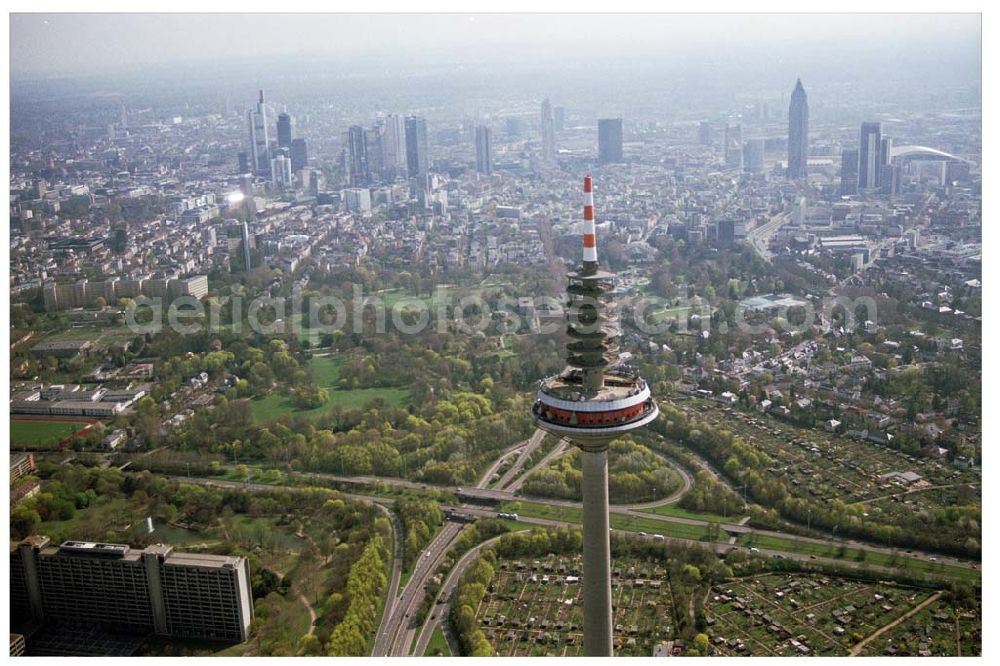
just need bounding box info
[675,396,980,527]
[477,555,675,656]
[706,573,943,656]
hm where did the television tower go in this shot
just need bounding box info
[532,176,659,656]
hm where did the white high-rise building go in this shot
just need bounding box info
[344,188,372,213]
[270,155,293,189]
[381,114,407,178]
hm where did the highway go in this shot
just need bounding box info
[411,532,508,656]
[163,461,978,657]
[372,503,404,649]
[165,453,977,574]
[373,429,552,655]
[160,413,980,657]
[492,429,547,489]
[502,436,567,493]
[373,521,464,656]
[746,209,791,262]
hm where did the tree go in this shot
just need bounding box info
[693,633,710,655]
[296,634,323,656]
[11,505,41,539]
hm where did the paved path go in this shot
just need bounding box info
[849,591,943,656]
[299,593,317,637]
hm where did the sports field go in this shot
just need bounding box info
[11,420,91,448]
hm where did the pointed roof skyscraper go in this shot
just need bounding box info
[788,78,809,179]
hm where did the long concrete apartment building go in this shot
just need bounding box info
[11,536,254,644]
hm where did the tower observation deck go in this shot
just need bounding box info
[532,176,658,656]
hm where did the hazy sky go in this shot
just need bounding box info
[10,13,981,80]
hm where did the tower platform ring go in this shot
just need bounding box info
[533,403,660,451]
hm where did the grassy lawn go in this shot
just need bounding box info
[41,325,137,345]
[737,532,980,582]
[251,354,411,423]
[35,496,209,546]
[639,502,744,524]
[423,626,451,656]
[495,518,534,533]
[11,420,91,448]
[650,304,693,324]
[500,501,726,543]
[214,466,288,485]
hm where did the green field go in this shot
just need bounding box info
[423,626,452,656]
[500,501,725,543]
[41,325,138,345]
[35,496,207,546]
[251,354,412,423]
[639,502,744,524]
[737,532,979,582]
[11,420,90,448]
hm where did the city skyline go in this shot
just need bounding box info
[6,9,984,659]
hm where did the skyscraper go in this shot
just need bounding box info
[554,106,565,133]
[743,138,765,173]
[698,121,713,147]
[724,124,743,170]
[787,79,809,179]
[247,90,271,178]
[540,98,556,163]
[270,155,292,189]
[533,177,658,656]
[879,136,894,194]
[858,121,882,190]
[505,117,523,140]
[290,138,308,172]
[381,114,407,179]
[840,149,859,196]
[475,125,492,175]
[404,116,429,179]
[240,221,252,272]
[347,125,370,187]
[597,118,624,164]
[276,112,293,149]
[365,125,385,185]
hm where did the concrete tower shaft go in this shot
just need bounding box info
[532,176,659,657]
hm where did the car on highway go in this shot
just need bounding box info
[749,547,760,553]
[425,551,432,557]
